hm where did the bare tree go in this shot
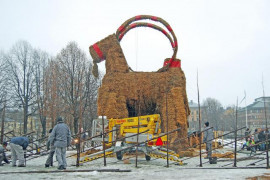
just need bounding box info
[55,42,99,134]
[222,106,236,131]
[0,51,10,141]
[0,51,9,105]
[82,67,102,132]
[43,59,62,130]
[6,41,36,134]
[202,97,224,131]
[33,49,50,137]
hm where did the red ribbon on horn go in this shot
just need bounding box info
[92,43,104,61]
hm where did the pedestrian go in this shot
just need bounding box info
[258,129,266,151]
[248,136,256,156]
[50,117,71,170]
[80,128,87,152]
[265,129,270,150]
[203,122,213,159]
[242,137,250,150]
[10,136,29,167]
[254,129,259,151]
[245,128,251,141]
[45,129,55,168]
[0,142,10,166]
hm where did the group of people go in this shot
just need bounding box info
[0,117,71,170]
[202,123,270,159]
[242,128,269,153]
[258,128,269,151]
[47,117,71,170]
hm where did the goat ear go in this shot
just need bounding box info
[92,62,99,78]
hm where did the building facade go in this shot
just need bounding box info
[188,100,206,132]
[238,97,270,129]
[3,109,40,135]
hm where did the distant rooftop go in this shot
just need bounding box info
[240,96,270,110]
[189,100,199,108]
[255,97,270,103]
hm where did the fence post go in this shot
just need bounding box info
[102,115,106,166]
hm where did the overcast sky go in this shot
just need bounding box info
[1,0,269,107]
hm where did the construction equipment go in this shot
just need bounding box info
[108,114,167,160]
[91,117,109,147]
[80,114,183,165]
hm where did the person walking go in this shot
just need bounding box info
[45,129,55,168]
[203,122,213,159]
[0,142,9,166]
[50,117,71,170]
[10,136,29,167]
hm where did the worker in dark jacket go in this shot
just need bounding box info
[259,129,266,151]
[45,129,55,167]
[50,117,71,170]
[10,136,29,167]
[0,142,9,166]
[203,122,213,159]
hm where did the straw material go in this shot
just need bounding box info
[97,67,190,153]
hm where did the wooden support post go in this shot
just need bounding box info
[76,129,81,167]
[135,115,139,168]
[102,115,106,166]
[197,70,202,167]
[262,81,269,169]
[136,91,141,168]
[233,98,238,167]
[166,91,169,168]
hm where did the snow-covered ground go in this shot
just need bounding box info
[1,148,270,180]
